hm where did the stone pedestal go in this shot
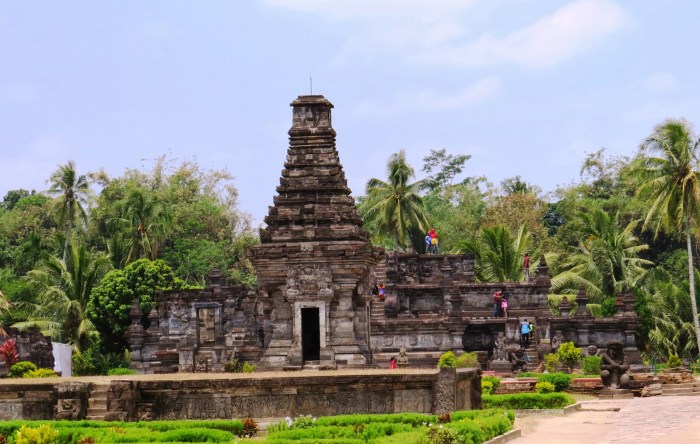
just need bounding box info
[488,359,512,373]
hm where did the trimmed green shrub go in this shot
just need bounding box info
[481,380,494,395]
[23,368,58,378]
[535,381,555,394]
[106,367,136,376]
[9,361,37,378]
[557,342,582,372]
[582,356,602,374]
[543,353,560,373]
[14,424,59,444]
[536,372,573,392]
[242,362,256,373]
[482,393,575,410]
[482,376,501,393]
[437,351,458,368]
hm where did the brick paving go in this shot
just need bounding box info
[511,396,700,444]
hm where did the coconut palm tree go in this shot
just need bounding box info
[0,290,10,337]
[46,161,91,262]
[111,188,171,262]
[550,209,651,302]
[358,150,429,250]
[633,119,700,350]
[458,224,534,282]
[15,243,111,351]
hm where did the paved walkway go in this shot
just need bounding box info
[510,396,700,444]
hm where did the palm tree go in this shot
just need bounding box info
[645,269,697,358]
[358,150,429,250]
[15,243,111,351]
[633,119,700,350]
[111,188,171,261]
[458,225,533,282]
[0,290,10,337]
[46,161,91,262]
[550,209,650,302]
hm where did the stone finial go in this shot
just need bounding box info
[534,256,550,284]
[129,298,143,326]
[558,296,572,318]
[574,284,590,317]
[614,291,626,316]
[205,269,224,290]
[621,288,636,315]
[290,95,334,132]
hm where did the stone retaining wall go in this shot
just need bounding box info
[0,368,481,421]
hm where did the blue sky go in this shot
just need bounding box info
[1,1,699,225]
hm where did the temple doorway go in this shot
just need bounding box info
[301,307,320,361]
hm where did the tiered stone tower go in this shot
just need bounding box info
[250,95,381,369]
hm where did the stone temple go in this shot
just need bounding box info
[126,95,641,373]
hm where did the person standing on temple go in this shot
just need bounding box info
[523,253,530,281]
[378,284,385,302]
[493,290,503,318]
[425,232,432,254]
[520,319,531,347]
[428,227,439,254]
[501,295,509,319]
[390,356,397,369]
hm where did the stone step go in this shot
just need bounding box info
[661,391,699,396]
[662,383,694,388]
[89,398,107,409]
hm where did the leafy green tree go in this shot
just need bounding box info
[421,148,472,192]
[633,119,700,349]
[15,243,110,351]
[480,192,549,248]
[46,161,91,262]
[500,176,541,196]
[421,183,485,253]
[458,225,534,282]
[118,188,171,261]
[358,150,429,250]
[87,258,187,353]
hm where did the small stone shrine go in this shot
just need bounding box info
[126,95,643,373]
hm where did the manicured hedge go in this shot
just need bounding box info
[536,372,574,391]
[0,419,245,443]
[482,393,575,410]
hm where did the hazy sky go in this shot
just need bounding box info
[2,1,699,225]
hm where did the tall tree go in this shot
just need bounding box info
[358,150,429,250]
[16,243,111,351]
[47,161,91,262]
[550,209,651,302]
[633,119,700,351]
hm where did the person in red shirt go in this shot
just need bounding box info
[428,228,439,254]
[523,253,530,281]
[390,356,397,369]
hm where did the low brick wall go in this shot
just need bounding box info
[0,368,481,421]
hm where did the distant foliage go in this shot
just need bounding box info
[107,367,136,376]
[481,380,494,395]
[667,354,682,368]
[9,361,37,378]
[23,368,58,378]
[437,351,479,369]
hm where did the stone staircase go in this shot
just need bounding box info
[86,383,109,420]
[523,344,539,367]
[661,381,700,397]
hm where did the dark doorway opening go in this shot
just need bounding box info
[301,307,320,361]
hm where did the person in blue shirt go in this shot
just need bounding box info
[520,319,531,347]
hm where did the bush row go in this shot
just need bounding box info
[482,393,575,410]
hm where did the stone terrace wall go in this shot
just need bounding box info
[0,369,481,421]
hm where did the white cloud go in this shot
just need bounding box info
[423,0,628,68]
[353,77,501,115]
[267,0,628,69]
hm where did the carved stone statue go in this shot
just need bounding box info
[510,348,529,373]
[551,330,564,352]
[600,340,630,389]
[397,347,409,367]
[493,332,507,360]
